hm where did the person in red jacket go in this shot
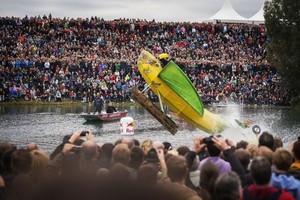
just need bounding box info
[243,156,294,200]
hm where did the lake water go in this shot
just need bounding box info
[0,103,299,154]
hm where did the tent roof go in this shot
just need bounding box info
[248,1,265,23]
[208,0,248,22]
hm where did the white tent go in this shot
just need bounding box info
[248,1,265,24]
[207,0,248,23]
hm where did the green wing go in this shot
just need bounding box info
[159,61,204,117]
[235,119,247,129]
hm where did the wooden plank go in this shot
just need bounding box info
[131,87,178,135]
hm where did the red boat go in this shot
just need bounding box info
[80,111,128,121]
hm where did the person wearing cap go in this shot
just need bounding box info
[158,53,170,67]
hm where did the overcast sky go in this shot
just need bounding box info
[0,0,264,22]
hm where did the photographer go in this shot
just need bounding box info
[211,136,246,176]
[49,130,96,173]
[198,136,231,174]
[184,136,206,190]
[140,144,167,182]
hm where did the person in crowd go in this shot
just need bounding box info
[0,175,4,199]
[30,150,50,183]
[111,143,137,180]
[101,143,114,163]
[10,149,32,175]
[55,89,62,102]
[186,156,200,189]
[162,142,173,153]
[177,145,190,156]
[271,148,300,200]
[2,128,300,200]
[137,163,159,187]
[214,171,242,200]
[152,141,165,151]
[255,146,274,165]
[0,17,291,106]
[1,148,33,198]
[0,88,5,102]
[128,146,145,171]
[258,131,275,151]
[143,148,160,171]
[243,156,294,200]
[140,139,153,156]
[289,137,300,180]
[0,142,15,174]
[79,140,101,174]
[198,162,220,200]
[109,162,130,182]
[27,143,38,152]
[49,130,93,172]
[236,140,249,150]
[274,137,284,151]
[235,149,251,172]
[164,155,202,200]
[235,148,252,187]
[198,136,231,174]
[246,144,258,160]
[1,148,16,178]
[183,137,203,190]
[111,143,131,167]
[122,138,135,149]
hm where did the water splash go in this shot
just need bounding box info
[214,104,259,144]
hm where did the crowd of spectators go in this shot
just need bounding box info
[0,14,291,105]
[0,130,299,200]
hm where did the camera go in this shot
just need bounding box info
[80,131,89,136]
[200,136,214,144]
[71,145,82,153]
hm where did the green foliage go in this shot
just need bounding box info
[264,0,300,95]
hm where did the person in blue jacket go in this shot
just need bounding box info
[271,147,300,200]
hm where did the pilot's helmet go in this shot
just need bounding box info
[158,53,169,60]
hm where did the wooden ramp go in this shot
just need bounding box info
[131,87,178,135]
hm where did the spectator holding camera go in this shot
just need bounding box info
[79,140,101,175]
[49,130,95,173]
[183,136,205,190]
[212,136,246,176]
[198,136,231,174]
